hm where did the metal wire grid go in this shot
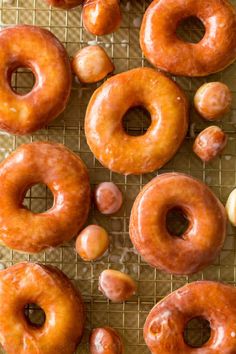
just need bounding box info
[0,0,236,353]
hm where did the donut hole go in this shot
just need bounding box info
[166,207,189,237]
[176,17,205,43]
[184,317,211,348]
[10,66,36,95]
[23,183,54,213]
[24,303,46,328]
[123,106,151,136]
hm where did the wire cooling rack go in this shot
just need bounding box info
[0,0,236,353]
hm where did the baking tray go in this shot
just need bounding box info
[0,0,236,353]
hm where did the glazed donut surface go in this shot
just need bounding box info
[0,262,85,354]
[0,25,71,134]
[129,173,226,274]
[82,0,122,36]
[193,126,228,162]
[144,281,236,354]
[140,0,236,77]
[194,82,232,120]
[90,327,124,354]
[72,45,114,84]
[85,68,189,175]
[0,141,90,253]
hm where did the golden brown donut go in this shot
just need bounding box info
[194,82,232,120]
[99,270,137,302]
[193,126,228,162]
[0,141,90,253]
[72,46,114,84]
[94,182,123,215]
[144,281,236,354]
[82,0,122,36]
[0,262,85,354]
[90,327,124,354]
[85,68,189,175]
[140,0,236,77]
[75,225,110,261]
[129,173,226,275]
[45,0,83,9]
[0,25,71,135]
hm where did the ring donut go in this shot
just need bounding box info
[0,141,90,253]
[140,0,236,77]
[0,262,85,354]
[82,0,122,36]
[45,0,83,9]
[0,25,71,134]
[144,281,236,353]
[129,173,226,274]
[85,68,189,175]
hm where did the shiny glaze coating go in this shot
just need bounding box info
[82,0,121,36]
[75,225,109,261]
[0,262,85,354]
[85,68,189,175]
[140,0,236,77]
[129,173,226,275]
[0,141,90,253]
[45,0,82,9]
[226,188,236,227]
[194,82,232,120]
[95,182,123,215]
[193,126,228,162]
[144,281,236,354]
[99,270,136,302]
[0,25,71,135]
[72,46,114,84]
[90,327,124,354]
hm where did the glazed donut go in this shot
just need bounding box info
[140,0,236,77]
[45,0,82,9]
[90,327,124,354]
[82,0,122,36]
[144,281,236,354]
[75,225,110,261]
[0,25,71,134]
[0,262,85,354]
[193,126,228,162]
[129,173,226,275]
[194,82,232,120]
[85,68,189,175]
[72,46,114,84]
[94,182,123,215]
[0,141,90,253]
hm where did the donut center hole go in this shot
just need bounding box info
[166,207,189,237]
[10,66,36,95]
[176,17,205,43]
[24,303,46,328]
[123,106,151,136]
[184,317,211,348]
[23,183,54,213]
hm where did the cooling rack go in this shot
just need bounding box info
[0,0,236,352]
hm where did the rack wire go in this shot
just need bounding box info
[0,0,236,352]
